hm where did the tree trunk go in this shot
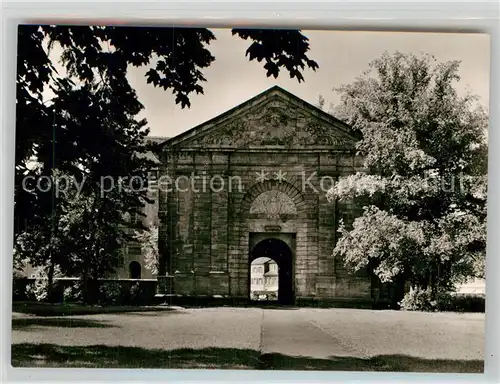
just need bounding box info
[81,266,90,304]
[392,275,407,309]
[46,259,55,302]
[81,196,99,305]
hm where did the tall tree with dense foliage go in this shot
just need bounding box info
[327,52,488,306]
[15,79,156,302]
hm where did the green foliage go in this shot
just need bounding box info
[98,281,122,306]
[134,225,159,275]
[447,293,485,313]
[329,52,488,304]
[400,288,485,313]
[25,265,63,302]
[128,282,143,305]
[232,29,318,82]
[63,281,83,303]
[399,287,452,312]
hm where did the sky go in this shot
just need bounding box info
[125,29,491,139]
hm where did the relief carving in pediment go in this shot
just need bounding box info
[185,99,356,149]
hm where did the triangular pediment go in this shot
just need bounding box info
[162,86,360,151]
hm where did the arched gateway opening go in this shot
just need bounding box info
[249,238,294,305]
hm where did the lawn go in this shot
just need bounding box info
[11,343,484,372]
[10,306,484,372]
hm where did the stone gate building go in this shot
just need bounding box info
[156,86,374,306]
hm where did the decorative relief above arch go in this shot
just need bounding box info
[249,190,298,219]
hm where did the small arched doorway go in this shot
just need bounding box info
[129,261,141,279]
[250,238,294,305]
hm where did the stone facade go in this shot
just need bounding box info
[156,86,371,304]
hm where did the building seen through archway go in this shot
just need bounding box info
[250,238,294,305]
[250,257,279,301]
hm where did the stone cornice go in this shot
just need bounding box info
[164,147,357,154]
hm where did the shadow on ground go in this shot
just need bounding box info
[246,303,300,310]
[12,318,116,330]
[12,302,179,317]
[118,311,182,317]
[11,344,484,372]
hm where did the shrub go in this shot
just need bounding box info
[98,281,122,306]
[24,282,36,301]
[24,266,63,302]
[267,292,277,301]
[129,282,141,305]
[447,293,485,313]
[63,281,83,303]
[399,285,486,312]
[399,287,453,312]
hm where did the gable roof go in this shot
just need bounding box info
[160,85,360,150]
[138,136,169,164]
[146,136,169,144]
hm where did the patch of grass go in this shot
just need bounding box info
[259,353,483,373]
[12,302,175,317]
[12,317,116,330]
[11,344,261,370]
[11,343,484,372]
